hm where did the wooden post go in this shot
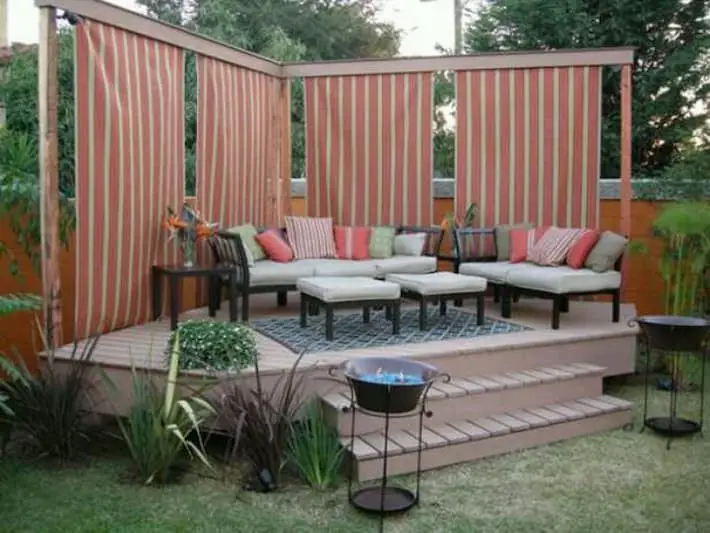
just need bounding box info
[279,77,292,224]
[619,64,633,302]
[38,7,62,349]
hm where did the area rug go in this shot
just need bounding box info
[250,307,530,354]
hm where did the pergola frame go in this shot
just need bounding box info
[35,0,633,346]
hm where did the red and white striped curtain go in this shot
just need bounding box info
[74,20,185,338]
[196,56,279,229]
[455,67,602,230]
[304,73,434,226]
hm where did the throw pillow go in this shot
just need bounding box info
[584,231,628,273]
[509,227,548,263]
[226,224,266,262]
[284,216,337,259]
[494,223,534,261]
[566,229,600,269]
[393,232,427,256]
[527,227,583,266]
[255,229,294,263]
[369,226,397,259]
[334,226,370,260]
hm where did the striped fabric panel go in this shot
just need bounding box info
[528,227,583,265]
[196,56,280,229]
[455,67,602,234]
[304,73,434,226]
[284,216,337,259]
[74,21,184,338]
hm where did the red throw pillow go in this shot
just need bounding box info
[566,229,600,268]
[334,226,370,260]
[255,229,294,263]
[509,227,548,263]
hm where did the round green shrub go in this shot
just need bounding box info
[167,320,258,371]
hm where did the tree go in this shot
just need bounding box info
[464,0,710,179]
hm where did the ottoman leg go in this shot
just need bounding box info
[308,300,320,316]
[300,294,308,328]
[419,300,427,330]
[363,306,371,324]
[454,298,463,308]
[392,301,401,335]
[476,294,485,325]
[439,298,447,316]
[325,306,335,340]
[385,305,392,321]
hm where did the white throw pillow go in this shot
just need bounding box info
[393,232,427,256]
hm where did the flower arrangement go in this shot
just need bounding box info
[163,203,217,267]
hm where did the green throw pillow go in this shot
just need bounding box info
[369,226,396,259]
[584,231,628,273]
[494,223,533,261]
[227,224,266,262]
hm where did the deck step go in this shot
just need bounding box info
[322,363,606,436]
[341,395,633,482]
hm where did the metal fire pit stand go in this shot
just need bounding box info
[340,374,450,533]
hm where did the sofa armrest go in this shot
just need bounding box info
[398,225,444,257]
[207,231,250,288]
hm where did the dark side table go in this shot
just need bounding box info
[151,264,239,330]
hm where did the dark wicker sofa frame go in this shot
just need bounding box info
[208,225,444,322]
[452,227,622,330]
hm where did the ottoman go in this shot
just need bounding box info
[385,272,487,330]
[296,277,402,341]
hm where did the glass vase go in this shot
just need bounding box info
[180,238,195,268]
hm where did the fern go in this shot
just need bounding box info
[0,293,41,317]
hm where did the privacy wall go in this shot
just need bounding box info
[74,21,185,338]
[196,57,279,228]
[455,67,602,230]
[304,73,434,226]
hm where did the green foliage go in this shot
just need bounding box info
[638,148,710,201]
[116,333,215,485]
[0,293,41,317]
[464,0,710,179]
[286,398,343,489]
[217,349,307,490]
[1,334,99,461]
[167,320,258,371]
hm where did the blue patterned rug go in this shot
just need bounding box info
[250,307,530,354]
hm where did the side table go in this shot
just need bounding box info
[151,264,239,330]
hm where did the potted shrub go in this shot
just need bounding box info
[167,320,258,372]
[439,201,477,258]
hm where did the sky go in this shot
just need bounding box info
[7,0,460,56]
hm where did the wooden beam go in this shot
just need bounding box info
[619,64,633,302]
[283,48,636,78]
[38,7,62,348]
[279,78,292,223]
[34,0,283,77]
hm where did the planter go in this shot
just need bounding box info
[344,357,439,414]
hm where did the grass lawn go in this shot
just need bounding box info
[1,379,709,533]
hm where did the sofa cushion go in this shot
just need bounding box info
[527,227,582,266]
[334,226,370,260]
[393,232,426,256]
[227,224,265,262]
[249,260,316,287]
[506,264,621,294]
[386,272,487,296]
[374,255,437,275]
[494,223,533,261]
[300,259,379,278]
[369,226,397,259]
[256,229,294,263]
[297,277,400,303]
[284,216,337,259]
[584,231,628,273]
[459,261,519,284]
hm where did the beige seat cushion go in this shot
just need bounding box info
[505,264,621,294]
[297,277,400,303]
[386,272,487,296]
[459,261,519,284]
[298,259,379,278]
[249,260,316,287]
[374,255,437,275]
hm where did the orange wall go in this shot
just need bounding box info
[0,198,666,368]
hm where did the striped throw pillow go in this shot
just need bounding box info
[334,226,370,260]
[527,227,583,266]
[284,216,337,259]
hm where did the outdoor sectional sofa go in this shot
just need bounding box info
[453,226,627,330]
[208,223,443,321]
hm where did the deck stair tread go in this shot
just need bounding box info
[322,362,606,409]
[340,395,631,460]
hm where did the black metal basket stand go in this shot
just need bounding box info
[635,315,710,449]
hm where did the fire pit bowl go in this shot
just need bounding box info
[344,357,439,414]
